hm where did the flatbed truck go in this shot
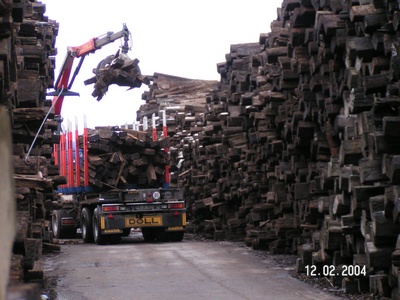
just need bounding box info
[46,24,185,244]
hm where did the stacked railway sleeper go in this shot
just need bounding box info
[1,1,61,298]
[82,125,171,190]
[138,0,400,298]
[137,72,220,225]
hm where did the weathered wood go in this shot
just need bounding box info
[365,241,395,269]
[369,274,391,298]
[350,4,385,22]
[25,256,44,281]
[16,78,42,106]
[132,1,400,295]
[85,58,149,101]
[359,158,387,184]
[83,126,171,189]
[2,3,62,295]
[383,116,400,138]
[0,106,16,300]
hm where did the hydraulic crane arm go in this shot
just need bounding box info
[67,25,130,58]
[51,24,131,115]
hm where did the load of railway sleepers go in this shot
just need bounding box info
[84,53,150,101]
[83,126,169,190]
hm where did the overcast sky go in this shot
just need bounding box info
[44,0,283,129]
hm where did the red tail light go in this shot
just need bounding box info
[169,203,184,209]
[61,218,76,225]
[103,205,119,212]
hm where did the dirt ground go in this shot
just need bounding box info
[247,246,388,300]
[185,234,387,300]
[42,233,388,300]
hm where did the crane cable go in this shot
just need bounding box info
[25,87,65,162]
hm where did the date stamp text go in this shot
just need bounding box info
[305,265,366,277]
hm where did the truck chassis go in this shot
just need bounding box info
[51,188,186,244]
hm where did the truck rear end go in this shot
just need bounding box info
[81,188,186,244]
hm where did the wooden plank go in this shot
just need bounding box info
[16,78,42,106]
[0,106,16,299]
[350,4,385,22]
[365,241,394,269]
[383,116,400,138]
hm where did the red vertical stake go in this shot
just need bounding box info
[53,144,59,166]
[67,121,74,188]
[83,116,89,188]
[75,117,80,188]
[59,133,63,187]
[60,130,66,188]
[151,113,157,142]
[162,111,170,187]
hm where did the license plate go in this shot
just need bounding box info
[125,216,162,227]
[167,226,184,231]
[131,204,164,211]
[103,229,122,234]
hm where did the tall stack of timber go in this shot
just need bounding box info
[1,1,61,298]
[138,72,219,223]
[140,1,400,298]
[138,72,219,134]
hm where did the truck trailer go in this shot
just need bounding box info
[51,119,186,245]
[52,187,186,244]
[44,24,185,244]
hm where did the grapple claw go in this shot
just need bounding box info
[84,51,149,101]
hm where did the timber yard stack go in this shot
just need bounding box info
[141,0,400,298]
[138,73,219,231]
[1,1,60,298]
[138,72,219,194]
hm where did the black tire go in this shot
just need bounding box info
[108,235,121,244]
[122,228,131,237]
[157,229,181,242]
[158,230,169,242]
[169,231,184,242]
[52,210,76,239]
[81,208,93,243]
[142,228,157,242]
[92,208,107,245]
[64,228,77,238]
[52,210,62,239]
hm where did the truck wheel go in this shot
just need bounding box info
[92,208,107,245]
[108,235,121,244]
[122,228,131,236]
[170,231,184,242]
[158,230,169,242]
[142,228,157,242]
[81,208,93,243]
[52,210,62,239]
[52,210,76,239]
